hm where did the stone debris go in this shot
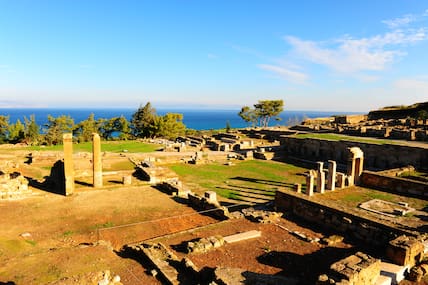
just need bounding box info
[408,263,428,282]
[322,235,345,246]
[242,207,283,223]
[187,235,225,254]
[0,170,31,199]
[211,267,298,285]
[47,270,122,285]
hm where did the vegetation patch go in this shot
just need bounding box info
[26,140,160,153]
[294,133,399,145]
[170,160,307,200]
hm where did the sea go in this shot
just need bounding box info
[0,108,359,131]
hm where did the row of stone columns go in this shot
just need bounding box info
[302,147,364,197]
[63,133,102,195]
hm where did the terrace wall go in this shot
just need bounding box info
[360,171,428,198]
[280,137,428,170]
[275,190,413,246]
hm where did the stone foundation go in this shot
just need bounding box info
[275,190,412,246]
[317,252,380,285]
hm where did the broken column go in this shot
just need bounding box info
[306,171,315,196]
[347,147,364,186]
[316,162,325,193]
[327,160,337,191]
[92,133,103,188]
[63,133,74,195]
[336,173,346,189]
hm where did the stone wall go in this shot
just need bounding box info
[275,190,412,246]
[280,137,428,170]
[361,171,428,198]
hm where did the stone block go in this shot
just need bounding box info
[375,275,392,285]
[386,235,424,267]
[122,175,132,185]
[224,230,261,244]
[294,183,302,193]
[380,261,408,285]
[329,252,380,285]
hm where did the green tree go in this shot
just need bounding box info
[24,115,40,145]
[7,119,25,143]
[44,115,75,145]
[225,120,231,133]
[131,102,157,138]
[73,113,98,143]
[99,116,130,140]
[254,99,284,127]
[238,106,258,127]
[238,100,284,127]
[0,115,9,143]
[155,113,186,140]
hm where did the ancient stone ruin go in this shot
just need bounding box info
[0,170,30,199]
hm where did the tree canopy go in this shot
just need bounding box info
[238,99,284,127]
[131,102,157,138]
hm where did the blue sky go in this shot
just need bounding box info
[0,0,427,112]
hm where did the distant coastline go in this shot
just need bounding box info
[0,108,360,131]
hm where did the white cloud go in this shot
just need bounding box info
[285,26,426,74]
[207,53,218,59]
[382,14,416,29]
[258,64,308,84]
[383,10,428,29]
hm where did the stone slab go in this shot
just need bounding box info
[224,230,261,244]
[375,274,392,285]
[380,261,408,285]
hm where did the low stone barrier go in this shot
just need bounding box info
[361,171,428,198]
[275,190,413,246]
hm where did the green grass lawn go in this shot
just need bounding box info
[26,140,160,153]
[169,159,308,200]
[294,133,399,145]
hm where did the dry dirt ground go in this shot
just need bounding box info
[0,182,363,285]
[0,185,221,284]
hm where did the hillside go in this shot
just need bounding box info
[368,102,428,120]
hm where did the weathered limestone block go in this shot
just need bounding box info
[336,173,345,189]
[306,172,315,196]
[63,133,74,195]
[204,191,218,205]
[326,252,380,285]
[122,175,132,185]
[327,160,337,191]
[92,133,103,188]
[294,183,302,193]
[317,170,326,194]
[386,235,424,267]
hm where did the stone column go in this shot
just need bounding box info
[294,183,302,193]
[317,170,325,194]
[336,173,346,189]
[327,160,337,191]
[92,133,103,188]
[306,172,315,196]
[63,133,74,195]
[347,147,364,186]
[315,162,325,193]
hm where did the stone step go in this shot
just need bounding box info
[380,261,408,285]
[224,230,261,244]
[375,274,392,285]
